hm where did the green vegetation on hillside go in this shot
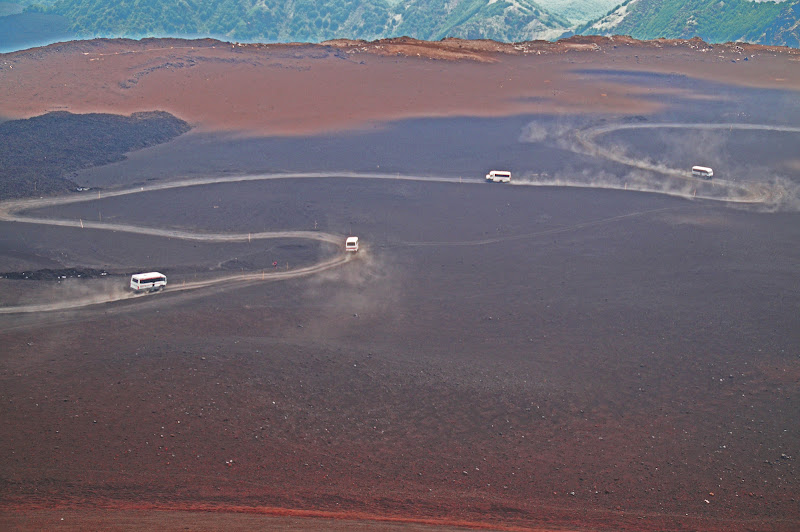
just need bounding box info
[537,0,620,24]
[577,0,800,45]
[27,0,569,43]
[760,2,800,47]
[396,0,568,41]
[11,0,800,47]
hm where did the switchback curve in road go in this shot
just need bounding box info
[564,122,800,207]
[1,151,792,314]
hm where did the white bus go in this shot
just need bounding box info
[485,170,511,183]
[691,166,714,179]
[345,236,359,252]
[130,272,167,292]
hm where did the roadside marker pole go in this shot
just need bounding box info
[79,218,84,228]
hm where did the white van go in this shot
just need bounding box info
[345,236,359,252]
[692,166,713,179]
[485,170,511,183]
[130,272,167,292]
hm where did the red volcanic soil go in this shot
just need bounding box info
[2,37,800,531]
[3,178,800,531]
[1,36,799,135]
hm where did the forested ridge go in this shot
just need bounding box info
[577,0,800,47]
[13,0,800,47]
[26,0,570,43]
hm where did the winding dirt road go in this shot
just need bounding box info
[2,124,793,315]
[568,122,800,206]
[0,172,471,315]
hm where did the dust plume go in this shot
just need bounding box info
[518,119,800,210]
[0,277,137,314]
[518,117,580,144]
[300,244,402,338]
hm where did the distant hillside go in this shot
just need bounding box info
[3,0,799,50]
[26,0,570,43]
[394,0,569,41]
[575,0,800,47]
[536,0,621,24]
[0,0,69,52]
[0,12,70,52]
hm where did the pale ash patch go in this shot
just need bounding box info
[526,26,568,41]
[591,1,633,32]
[507,0,533,9]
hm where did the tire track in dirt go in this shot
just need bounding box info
[564,122,800,206]
[0,158,788,314]
[397,207,674,247]
[0,173,468,315]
